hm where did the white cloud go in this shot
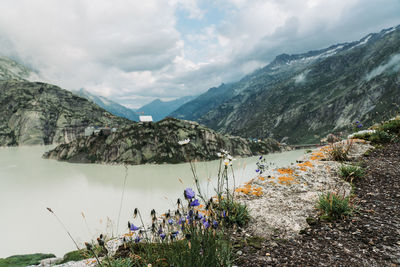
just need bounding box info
[365,53,400,81]
[169,0,205,19]
[0,0,399,108]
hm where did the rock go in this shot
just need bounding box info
[43,117,281,165]
[0,80,130,146]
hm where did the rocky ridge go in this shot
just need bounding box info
[43,117,281,165]
[0,80,130,146]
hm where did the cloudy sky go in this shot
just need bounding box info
[0,0,399,108]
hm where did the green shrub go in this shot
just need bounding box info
[0,253,55,267]
[316,192,353,220]
[339,164,365,183]
[216,198,251,227]
[380,119,400,135]
[60,250,89,264]
[369,130,392,144]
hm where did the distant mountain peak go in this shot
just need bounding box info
[136,95,196,121]
[74,89,139,121]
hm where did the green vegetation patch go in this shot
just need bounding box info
[316,192,353,221]
[0,253,55,267]
[339,164,365,183]
[216,198,251,228]
[111,230,232,267]
[59,250,89,264]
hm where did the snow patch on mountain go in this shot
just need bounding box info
[349,35,372,50]
[384,27,396,35]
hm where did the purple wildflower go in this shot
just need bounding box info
[212,221,218,229]
[134,236,141,243]
[190,199,200,207]
[168,219,173,225]
[357,124,363,128]
[184,188,195,199]
[130,223,139,231]
[172,231,179,238]
[188,209,194,217]
[203,221,210,228]
[160,233,166,240]
[256,169,260,172]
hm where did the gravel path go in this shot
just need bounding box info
[233,142,400,266]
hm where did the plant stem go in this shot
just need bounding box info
[189,161,206,203]
[46,207,80,251]
[137,210,149,240]
[116,165,129,235]
[230,165,236,198]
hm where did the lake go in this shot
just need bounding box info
[0,145,306,257]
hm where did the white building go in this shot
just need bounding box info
[139,115,153,122]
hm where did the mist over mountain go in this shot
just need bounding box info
[0,55,40,82]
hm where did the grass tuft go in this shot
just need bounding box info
[339,164,365,183]
[327,143,351,161]
[316,192,353,221]
[216,198,251,228]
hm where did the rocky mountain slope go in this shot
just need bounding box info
[137,96,195,121]
[43,117,280,165]
[74,88,139,121]
[0,80,130,146]
[0,55,40,81]
[172,25,400,144]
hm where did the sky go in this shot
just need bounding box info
[0,0,399,109]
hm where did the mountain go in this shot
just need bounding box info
[136,96,196,121]
[75,89,195,122]
[0,80,130,146]
[74,88,139,121]
[43,117,280,165]
[173,25,400,144]
[0,55,40,81]
[169,46,335,121]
